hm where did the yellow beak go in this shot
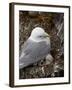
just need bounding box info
[44,32,50,38]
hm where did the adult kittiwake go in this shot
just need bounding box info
[19,27,51,69]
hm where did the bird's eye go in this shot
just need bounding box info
[39,36,42,37]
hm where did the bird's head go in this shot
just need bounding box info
[29,27,50,42]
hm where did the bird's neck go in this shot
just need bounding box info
[29,36,50,44]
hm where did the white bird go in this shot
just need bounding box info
[19,27,51,69]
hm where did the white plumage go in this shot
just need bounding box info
[19,27,51,69]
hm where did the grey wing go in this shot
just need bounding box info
[19,39,50,69]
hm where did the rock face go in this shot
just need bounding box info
[19,11,64,79]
